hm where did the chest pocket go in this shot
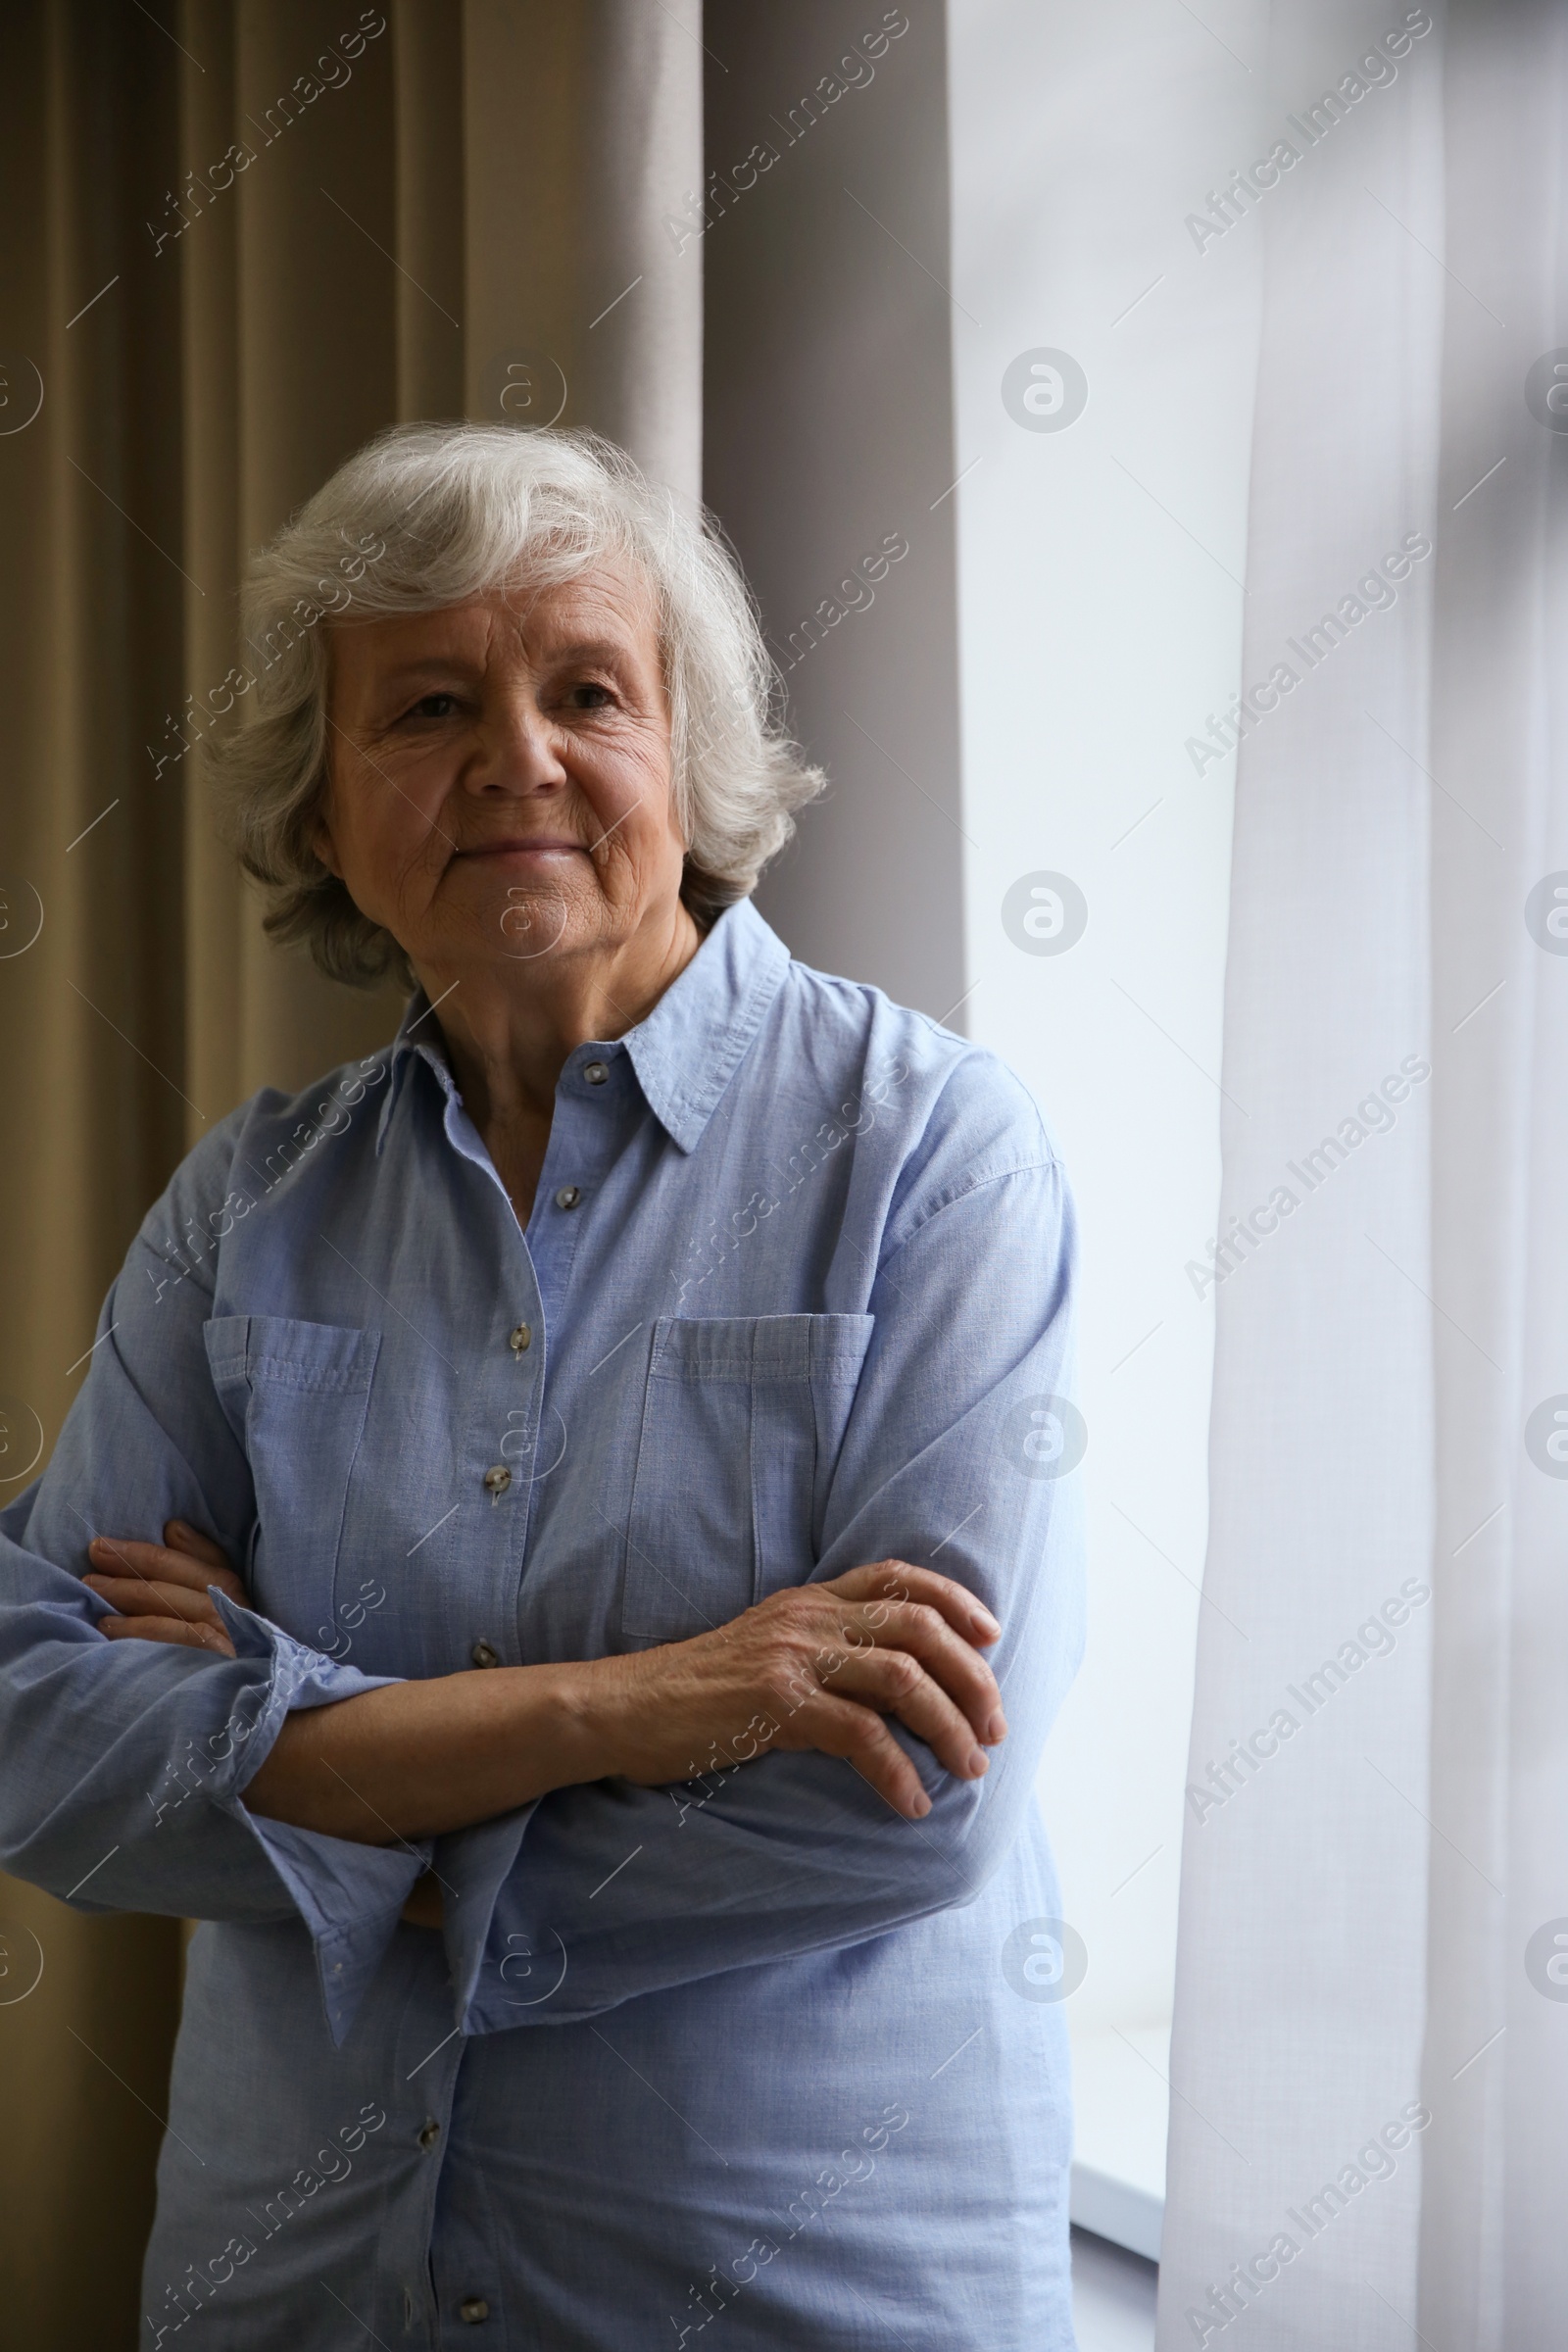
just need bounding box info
[203,1315,380,1646]
[620,1313,875,1645]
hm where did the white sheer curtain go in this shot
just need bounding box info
[1159,3,1568,2345]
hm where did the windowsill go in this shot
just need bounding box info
[1070,2019,1169,2262]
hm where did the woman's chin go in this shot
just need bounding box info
[415,884,616,972]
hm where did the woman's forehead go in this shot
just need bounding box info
[334,564,660,673]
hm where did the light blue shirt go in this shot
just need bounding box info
[0,900,1085,2349]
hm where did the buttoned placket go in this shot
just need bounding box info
[393,1984,467,2347]
[418,1043,628,1670]
[508,1046,629,1581]
[402,1059,551,1679]
[391,1049,629,2334]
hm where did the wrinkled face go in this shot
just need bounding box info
[317,563,686,980]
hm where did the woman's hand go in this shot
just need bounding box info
[83,1522,248,1655]
[574,1560,1005,1822]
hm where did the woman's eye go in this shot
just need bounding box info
[403,692,459,721]
[566,682,614,710]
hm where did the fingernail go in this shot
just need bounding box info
[912,1790,932,1817]
[971,1607,1000,1638]
[168,1520,190,1537]
[987,1710,1007,1743]
[967,1747,989,1777]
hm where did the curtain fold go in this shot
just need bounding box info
[0,4,700,2339]
[1160,4,1568,2345]
[1423,3,1568,2335]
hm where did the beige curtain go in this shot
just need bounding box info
[0,3,700,2338]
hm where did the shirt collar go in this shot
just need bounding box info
[372,989,463,1154]
[374,898,791,1157]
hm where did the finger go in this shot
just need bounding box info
[163,1520,235,1575]
[89,1536,215,1591]
[823,1560,1001,1647]
[826,1647,990,1784]
[808,1594,1004,1745]
[88,1536,245,1602]
[780,1690,933,1819]
[83,1574,224,1627]
[863,1599,1005,1743]
[100,1613,234,1656]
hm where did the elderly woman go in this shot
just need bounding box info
[0,425,1083,2349]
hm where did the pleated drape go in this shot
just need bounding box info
[0,4,700,2338]
[1157,4,1568,2344]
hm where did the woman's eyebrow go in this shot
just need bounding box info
[539,636,636,669]
[374,654,484,688]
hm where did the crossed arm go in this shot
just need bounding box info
[83,1522,1007,1842]
[2,1130,1075,2022]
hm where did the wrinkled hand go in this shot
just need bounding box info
[587,1560,1006,1821]
[83,1522,248,1655]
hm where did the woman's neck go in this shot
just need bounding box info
[414,898,703,1223]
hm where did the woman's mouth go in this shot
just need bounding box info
[459,839,585,861]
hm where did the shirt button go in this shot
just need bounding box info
[482,1465,512,1497]
[470,1640,501,1668]
[583,1060,609,1085]
[459,2298,490,2324]
[554,1184,581,1210]
[509,1322,532,1354]
[418,2118,441,2152]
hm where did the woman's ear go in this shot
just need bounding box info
[312,797,343,879]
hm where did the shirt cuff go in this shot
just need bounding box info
[434,1806,540,2032]
[210,1590,433,2044]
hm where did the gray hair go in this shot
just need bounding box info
[211,422,824,986]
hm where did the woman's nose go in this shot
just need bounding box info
[468,693,567,792]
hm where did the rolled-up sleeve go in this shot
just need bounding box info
[0,1116,429,2044]
[451,1140,1085,2035]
